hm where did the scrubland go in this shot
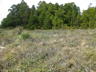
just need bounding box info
[0,27,96,72]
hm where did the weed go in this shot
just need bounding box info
[13,26,24,35]
[18,31,30,40]
[21,32,30,40]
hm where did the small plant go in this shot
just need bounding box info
[18,35,22,40]
[18,31,30,40]
[21,32,30,40]
[13,26,24,35]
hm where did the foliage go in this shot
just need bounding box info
[1,0,96,29]
[18,31,30,40]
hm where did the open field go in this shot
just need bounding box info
[0,27,96,72]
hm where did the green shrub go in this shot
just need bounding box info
[21,32,30,40]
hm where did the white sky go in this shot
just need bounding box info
[0,0,96,24]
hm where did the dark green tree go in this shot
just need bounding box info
[27,7,38,30]
[43,13,52,29]
[19,0,29,27]
[2,4,21,28]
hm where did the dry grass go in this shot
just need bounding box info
[0,27,96,72]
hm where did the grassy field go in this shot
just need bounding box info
[0,27,96,72]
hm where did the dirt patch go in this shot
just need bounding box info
[53,34,58,37]
[81,40,86,46]
[59,38,64,41]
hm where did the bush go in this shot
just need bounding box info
[21,32,30,40]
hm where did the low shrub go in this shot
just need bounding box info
[18,31,30,40]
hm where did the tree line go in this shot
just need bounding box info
[1,0,96,29]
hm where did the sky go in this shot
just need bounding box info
[0,0,96,24]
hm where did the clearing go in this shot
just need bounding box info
[0,27,96,72]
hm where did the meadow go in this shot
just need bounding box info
[0,27,96,72]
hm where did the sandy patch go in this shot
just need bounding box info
[0,46,5,49]
[59,38,64,41]
[0,46,5,52]
[81,40,86,46]
[89,32,93,34]
[53,34,58,37]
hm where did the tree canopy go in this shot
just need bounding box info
[1,0,96,29]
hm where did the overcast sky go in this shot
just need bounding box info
[0,0,96,24]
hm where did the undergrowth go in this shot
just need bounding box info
[0,27,96,72]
